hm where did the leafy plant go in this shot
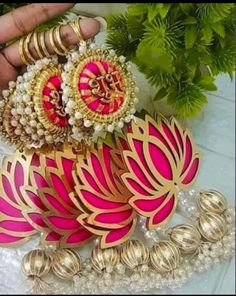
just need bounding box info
[106,3,236,118]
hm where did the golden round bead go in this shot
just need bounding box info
[196,189,228,214]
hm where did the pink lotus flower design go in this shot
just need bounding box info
[121,115,202,229]
[72,138,137,248]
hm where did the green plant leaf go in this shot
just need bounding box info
[211,22,225,37]
[184,16,197,25]
[179,3,193,14]
[158,4,171,19]
[136,41,173,73]
[148,6,159,22]
[195,75,217,91]
[128,4,148,16]
[153,87,169,101]
[185,24,198,49]
[201,25,213,44]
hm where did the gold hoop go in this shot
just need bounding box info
[69,18,84,42]
[49,27,65,56]
[33,31,44,59]
[39,31,50,57]
[19,37,28,65]
[23,32,35,64]
[54,25,68,54]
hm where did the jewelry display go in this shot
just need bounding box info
[0,26,234,294]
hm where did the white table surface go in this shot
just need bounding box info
[0,4,235,295]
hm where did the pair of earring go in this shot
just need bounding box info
[0,41,139,150]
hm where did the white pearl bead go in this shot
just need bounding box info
[17,107,24,115]
[67,100,75,108]
[107,124,114,133]
[25,107,32,115]
[64,107,72,114]
[17,76,23,83]
[72,126,79,134]
[109,49,115,56]
[119,55,126,63]
[0,100,5,108]
[8,81,16,88]
[84,119,93,127]
[30,120,37,127]
[24,82,30,90]
[134,87,140,93]
[15,129,22,135]
[124,115,131,123]
[90,43,96,49]
[16,96,22,103]
[32,134,38,141]
[79,46,86,53]
[20,117,27,126]
[25,127,32,134]
[11,120,18,127]
[23,94,31,103]
[71,52,79,61]
[11,108,17,116]
[68,117,75,125]
[37,129,44,136]
[94,124,103,132]
[75,111,82,119]
[117,121,124,129]
[2,90,9,98]
[134,97,139,104]
[130,108,136,114]
[45,135,53,142]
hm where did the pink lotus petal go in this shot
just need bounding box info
[49,172,74,207]
[0,233,26,244]
[25,212,48,228]
[90,153,110,193]
[63,228,92,244]
[161,120,180,158]
[181,134,193,175]
[92,208,133,225]
[61,157,74,187]
[42,192,71,215]
[14,161,25,203]
[131,193,168,213]
[124,177,153,196]
[173,121,184,153]
[131,138,158,183]
[24,189,47,211]
[1,175,17,204]
[80,190,124,210]
[148,142,173,180]
[46,157,56,168]
[45,216,81,231]
[182,157,200,185]
[33,171,48,188]
[0,196,22,217]
[82,168,103,194]
[44,231,61,242]
[126,155,155,190]
[0,220,34,232]
[31,154,40,167]
[152,195,175,225]
[104,222,134,245]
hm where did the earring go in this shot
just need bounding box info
[61,41,139,143]
[1,56,68,150]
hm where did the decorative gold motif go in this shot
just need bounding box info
[69,17,84,42]
[91,245,120,273]
[120,240,149,270]
[52,249,81,280]
[196,189,228,214]
[21,249,51,278]
[169,224,201,253]
[150,241,180,273]
[198,212,226,242]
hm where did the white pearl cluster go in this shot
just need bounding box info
[1,57,66,149]
[61,42,139,143]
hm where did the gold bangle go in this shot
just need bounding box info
[33,31,44,59]
[39,31,50,57]
[54,25,68,54]
[49,26,64,56]
[19,37,28,65]
[24,32,35,64]
[69,18,84,42]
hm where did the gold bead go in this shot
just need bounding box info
[52,249,81,280]
[196,189,228,214]
[91,246,120,273]
[120,240,149,270]
[198,212,226,242]
[150,241,180,274]
[169,224,201,254]
[21,249,51,278]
